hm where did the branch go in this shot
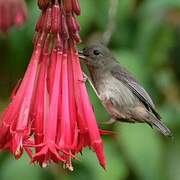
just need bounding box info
[102,0,119,46]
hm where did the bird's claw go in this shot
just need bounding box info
[78,73,88,82]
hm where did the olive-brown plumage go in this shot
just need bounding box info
[79,44,172,137]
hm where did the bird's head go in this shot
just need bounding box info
[78,44,115,68]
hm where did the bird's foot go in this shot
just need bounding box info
[78,73,88,83]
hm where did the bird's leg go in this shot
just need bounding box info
[82,72,101,99]
[82,72,116,125]
[98,118,116,125]
[78,72,88,82]
[82,72,115,125]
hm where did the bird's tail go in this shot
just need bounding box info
[148,114,173,137]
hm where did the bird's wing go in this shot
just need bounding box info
[111,65,161,119]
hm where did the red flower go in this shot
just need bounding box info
[0,0,27,32]
[0,0,106,170]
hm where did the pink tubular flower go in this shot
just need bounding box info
[0,0,27,32]
[0,0,106,170]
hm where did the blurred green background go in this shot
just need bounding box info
[0,0,180,180]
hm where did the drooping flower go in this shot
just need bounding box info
[0,0,27,32]
[0,0,106,170]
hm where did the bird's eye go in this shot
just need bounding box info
[93,49,100,55]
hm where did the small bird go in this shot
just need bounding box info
[78,43,172,137]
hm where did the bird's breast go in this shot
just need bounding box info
[93,73,140,108]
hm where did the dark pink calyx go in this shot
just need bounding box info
[71,0,80,15]
[51,2,61,33]
[44,7,52,33]
[64,0,72,13]
[67,14,80,34]
[38,0,50,10]
[35,12,46,32]
[61,14,69,40]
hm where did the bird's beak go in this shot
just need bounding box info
[78,50,87,60]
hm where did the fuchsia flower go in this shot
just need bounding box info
[0,0,106,170]
[0,0,27,32]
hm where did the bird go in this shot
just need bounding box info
[78,43,172,137]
